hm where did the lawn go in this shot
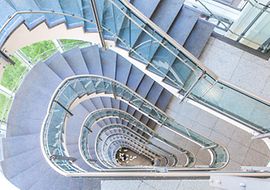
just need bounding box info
[0,56,28,91]
[0,93,12,122]
[60,39,89,51]
[20,40,56,63]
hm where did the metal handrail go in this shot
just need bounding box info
[41,75,229,176]
[91,118,186,168]
[1,5,269,133]
[80,110,191,169]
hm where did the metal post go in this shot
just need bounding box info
[0,85,14,97]
[90,0,106,48]
[52,39,64,53]
[0,50,15,65]
[84,126,92,132]
[14,50,33,69]
[50,155,77,162]
[252,132,270,139]
[54,100,73,116]
[236,1,270,42]
[201,144,217,150]
[179,71,206,103]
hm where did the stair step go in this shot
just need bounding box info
[10,160,48,190]
[81,45,103,75]
[184,19,214,58]
[58,0,84,29]
[150,0,183,32]
[168,5,200,45]
[66,143,79,154]
[52,175,72,190]
[115,55,132,85]
[136,75,155,98]
[140,115,150,126]
[155,89,172,110]
[45,52,75,78]
[2,148,42,179]
[8,0,45,30]
[66,104,90,145]
[133,110,143,121]
[146,120,157,130]
[3,133,39,158]
[34,0,66,27]
[127,106,136,117]
[145,82,164,105]
[0,0,24,47]
[131,0,160,18]
[100,49,117,120]
[100,97,114,124]
[29,166,60,190]
[100,49,117,80]
[81,0,97,32]
[88,97,110,125]
[7,63,62,136]
[117,0,160,48]
[126,66,144,91]
[74,156,95,172]
[63,47,89,75]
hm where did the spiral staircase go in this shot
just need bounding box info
[0,0,270,190]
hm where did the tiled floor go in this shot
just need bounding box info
[164,96,270,171]
[158,38,270,171]
[200,37,270,102]
[101,180,212,190]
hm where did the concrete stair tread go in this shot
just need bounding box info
[10,159,48,190]
[34,0,66,28]
[150,0,183,32]
[45,52,75,78]
[2,148,42,179]
[81,0,96,32]
[126,65,144,91]
[7,63,62,136]
[58,0,84,29]
[168,5,200,45]
[63,47,89,75]
[81,45,103,75]
[184,19,215,58]
[3,133,40,158]
[8,0,45,30]
[66,103,90,145]
[0,0,24,46]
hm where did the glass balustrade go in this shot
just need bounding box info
[86,118,186,168]
[0,0,269,138]
[42,75,229,175]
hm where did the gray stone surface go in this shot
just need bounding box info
[184,19,215,58]
[63,47,89,75]
[168,5,200,45]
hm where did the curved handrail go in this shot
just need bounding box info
[83,112,188,169]
[41,75,229,175]
[0,3,270,134]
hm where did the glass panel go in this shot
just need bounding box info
[191,75,270,132]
